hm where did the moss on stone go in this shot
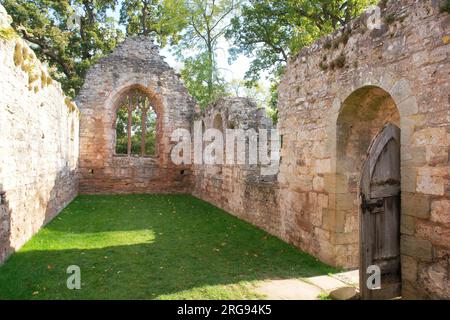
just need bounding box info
[28,72,39,86]
[441,0,450,13]
[0,27,17,40]
[13,41,23,66]
[384,14,396,25]
[65,97,78,113]
[335,54,346,69]
[13,40,53,92]
[21,46,29,61]
[319,61,328,71]
[40,73,46,88]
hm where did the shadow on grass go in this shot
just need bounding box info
[0,194,337,300]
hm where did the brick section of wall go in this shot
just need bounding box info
[0,5,80,264]
[278,0,449,299]
[76,37,196,194]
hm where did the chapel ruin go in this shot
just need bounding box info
[0,0,449,299]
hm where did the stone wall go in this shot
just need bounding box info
[0,5,80,264]
[76,37,196,194]
[277,0,449,299]
[188,0,450,299]
[192,98,282,237]
[0,0,448,299]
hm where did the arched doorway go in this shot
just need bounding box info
[360,123,401,299]
[336,86,401,299]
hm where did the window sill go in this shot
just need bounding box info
[113,154,158,159]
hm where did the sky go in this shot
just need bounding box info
[107,2,269,90]
[160,38,254,83]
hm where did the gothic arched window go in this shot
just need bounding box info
[115,89,157,156]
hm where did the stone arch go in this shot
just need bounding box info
[109,83,164,127]
[334,85,401,268]
[77,37,195,194]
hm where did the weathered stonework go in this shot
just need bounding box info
[276,0,449,299]
[0,5,79,263]
[192,98,281,237]
[0,0,448,299]
[76,37,196,194]
[192,0,449,299]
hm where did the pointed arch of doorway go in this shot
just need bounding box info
[324,75,418,268]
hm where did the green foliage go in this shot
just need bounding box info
[175,0,236,109]
[0,195,337,299]
[2,0,378,106]
[115,103,157,156]
[267,80,280,124]
[119,0,188,46]
[2,0,123,97]
[318,293,332,300]
[226,0,377,85]
[180,52,227,109]
[115,107,129,155]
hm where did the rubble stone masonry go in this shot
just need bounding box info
[0,0,448,299]
[276,0,449,299]
[76,37,196,194]
[193,0,449,299]
[0,5,79,263]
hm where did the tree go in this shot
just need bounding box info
[2,0,123,96]
[175,0,237,109]
[226,0,377,85]
[119,0,188,46]
[180,52,227,109]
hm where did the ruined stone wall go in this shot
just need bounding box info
[278,0,449,299]
[0,5,80,264]
[192,98,282,237]
[77,37,196,194]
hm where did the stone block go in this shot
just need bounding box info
[413,127,447,146]
[401,255,418,283]
[315,159,331,174]
[415,221,450,249]
[402,192,431,219]
[401,167,417,193]
[401,235,433,262]
[430,200,450,226]
[398,96,419,117]
[401,214,416,236]
[416,169,445,196]
[335,232,358,245]
[336,193,356,211]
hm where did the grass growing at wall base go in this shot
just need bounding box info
[0,195,336,300]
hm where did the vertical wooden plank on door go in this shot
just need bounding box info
[360,123,401,300]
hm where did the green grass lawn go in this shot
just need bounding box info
[0,195,336,300]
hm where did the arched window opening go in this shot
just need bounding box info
[115,89,157,156]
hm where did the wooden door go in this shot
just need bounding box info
[359,123,401,300]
